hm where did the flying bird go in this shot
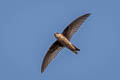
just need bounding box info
[41,13,90,73]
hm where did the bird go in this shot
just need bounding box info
[41,13,90,73]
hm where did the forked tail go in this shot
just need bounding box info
[76,47,80,51]
[73,45,80,54]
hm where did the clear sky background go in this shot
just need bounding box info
[0,0,120,80]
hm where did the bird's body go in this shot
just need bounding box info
[41,13,90,73]
[54,33,79,54]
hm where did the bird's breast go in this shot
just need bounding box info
[55,34,73,47]
[55,33,76,52]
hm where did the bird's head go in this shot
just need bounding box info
[54,32,60,38]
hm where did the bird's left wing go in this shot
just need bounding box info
[41,41,64,73]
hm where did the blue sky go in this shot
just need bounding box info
[0,0,120,80]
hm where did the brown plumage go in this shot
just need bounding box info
[41,13,90,73]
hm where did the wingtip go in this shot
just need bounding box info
[85,13,91,17]
[41,69,44,74]
[41,71,43,74]
[41,64,44,73]
[80,13,91,19]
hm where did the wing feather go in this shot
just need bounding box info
[62,13,90,40]
[41,41,63,73]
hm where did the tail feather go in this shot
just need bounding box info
[76,47,80,51]
[73,45,80,51]
[74,47,80,54]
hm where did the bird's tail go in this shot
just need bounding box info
[76,47,80,51]
[73,45,80,51]
[73,45,80,54]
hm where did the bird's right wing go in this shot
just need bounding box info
[62,13,90,40]
[41,41,64,73]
